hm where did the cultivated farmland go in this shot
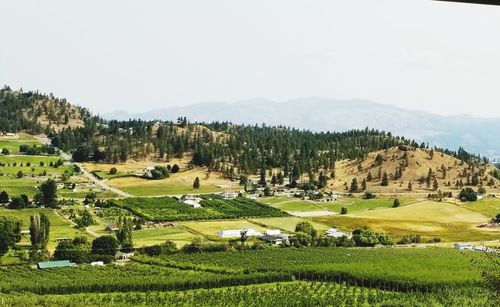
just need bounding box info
[111,195,287,222]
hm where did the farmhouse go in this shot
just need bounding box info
[180,195,202,208]
[260,232,291,245]
[325,228,348,238]
[38,260,71,269]
[453,243,473,250]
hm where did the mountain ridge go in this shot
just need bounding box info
[103,98,500,159]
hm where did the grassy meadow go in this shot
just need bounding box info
[107,169,238,196]
[314,200,500,242]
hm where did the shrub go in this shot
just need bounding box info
[459,188,477,202]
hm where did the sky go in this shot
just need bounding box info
[1,0,500,117]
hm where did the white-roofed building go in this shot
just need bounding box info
[264,229,281,236]
[325,228,348,238]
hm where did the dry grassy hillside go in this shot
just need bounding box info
[24,98,85,132]
[330,146,500,194]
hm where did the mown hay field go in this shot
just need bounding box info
[314,201,499,242]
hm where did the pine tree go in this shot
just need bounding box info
[433,179,439,191]
[381,172,389,186]
[426,168,433,189]
[367,171,373,181]
[193,177,200,189]
[408,181,413,191]
[350,178,358,192]
[361,178,367,191]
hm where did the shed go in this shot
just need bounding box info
[38,260,71,269]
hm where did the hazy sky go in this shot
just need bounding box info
[1,0,499,117]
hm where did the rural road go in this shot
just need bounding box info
[58,147,132,198]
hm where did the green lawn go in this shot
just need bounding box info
[461,197,500,218]
[260,197,324,211]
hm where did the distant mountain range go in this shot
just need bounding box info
[104,98,500,160]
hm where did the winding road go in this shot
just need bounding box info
[58,151,131,198]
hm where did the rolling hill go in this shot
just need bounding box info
[104,97,500,160]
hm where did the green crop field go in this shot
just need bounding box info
[164,247,484,289]
[117,183,222,196]
[0,177,40,197]
[0,245,495,306]
[1,281,491,306]
[111,195,287,222]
